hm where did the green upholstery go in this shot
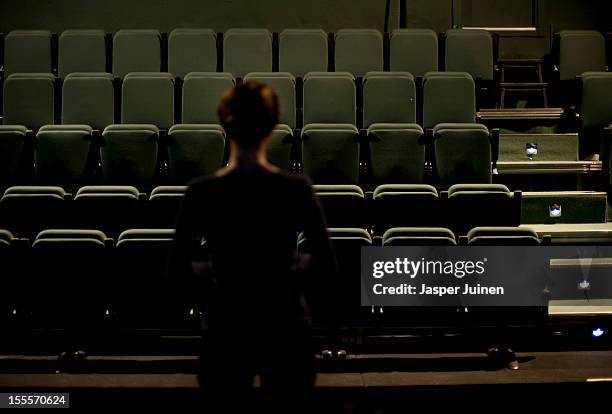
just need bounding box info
[243,72,297,128]
[149,186,187,228]
[76,185,140,197]
[363,72,416,127]
[58,30,107,79]
[313,185,366,228]
[101,125,159,184]
[4,30,52,76]
[182,72,235,124]
[301,124,359,184]
[559,31,606,81]
[118,228,175,244]
[467,226,540,245]
[367,123,425,185]
[444,29,494,80]
[150,186,187,197]
[390,29,439,77]
[521,191,607,224]
[223,29,272,78]
[268,124,294,172]
[433,123,491,187]
[36,229,107,243]
[423,72,476,129]
[4,186,66,197]
[447,183,510,196]
[168,29,217,79]
[499,133,579,162]
[3,73,55,129]
[112,29,161,78]
[167,124,226,183]
[335,29,383,77]
[0,126,29,188]
[0,229,13,247]
[122,72,174,129]
[303,72,356,125]
[581,72,612,128]
[279,29,328,78]
[373,184,440,229]
[62,73,115,129]
[327,228,372,243]
[35,125,93,186]
[383,227,456,246]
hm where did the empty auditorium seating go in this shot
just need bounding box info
[167,124,225,184]
[168,28,217,79]
[62,73,115,129]
[301,124,359,184]
[334,29,383,77]
[243,72,297,128]
[433,123,492,187]
[3,73,56,130]
[366,123,425,186]
[35,125,93,188]
[389,29,439,78]
[313,185,367,227]
[444,29,494,81]
[58,30,107,79]
[443,184,521,236]
[558,30,607,81]
[181,72,235,124]
[466,227,541,245]
[362,72,416,127]
[422,72,476,129]
[223,28,273,78]
[73,186,144,237]
[148,186,186,228]
[267,124,295,171]
[4,30,53,77]
[100,125,159,185]
[121,72,175,129]
[0,126,31,189]
[0,186,68,238]
[373,184,440,230]
[382,227,456,246]
[112,29,162,78]
[580,72,612,158]
[278,29,328,77]
[303,72,356,125]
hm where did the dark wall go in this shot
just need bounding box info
[0,0,607,58]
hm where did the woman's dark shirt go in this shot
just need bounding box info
[172,165,336,331]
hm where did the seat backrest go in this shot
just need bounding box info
[243,72,297,128]
[467,227,540,245]
[334,29,383,77]
[168,28,217,79]
[182,72,235,124]
[59,30,107,79]
[223,29,273,78]
[423,72,476,129]
[0,126,30,189]
[3,73,55,129]
[62,72,115,129]
[4,30,53,76]
[367,123,425,185]
[433,123,492,187]
[303,72,356,125]
[580,72,612,128]
[390,29,439,77]
[382,227,456,246]
[121,72,175,129]
[301,124,359,184]
[363,72,416,127]
[373,184,440,229]
[444,29,494,81]
[113,29,162,78]
[267,125,294,172]
[279,29,328,77]
[167,124,226,184]
[559,30,606,81]
[35,125,93,187]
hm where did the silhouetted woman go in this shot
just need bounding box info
[172,81,336,412]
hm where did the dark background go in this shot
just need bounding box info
[0,0,610,59]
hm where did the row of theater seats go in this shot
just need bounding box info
[0,225,567,330]
[2,28,496,80]
[2,70,481,130]
[0,184,522,239]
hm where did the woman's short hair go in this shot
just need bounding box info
[218,81,280,148]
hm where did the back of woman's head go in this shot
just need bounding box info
[218,81,280,149]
